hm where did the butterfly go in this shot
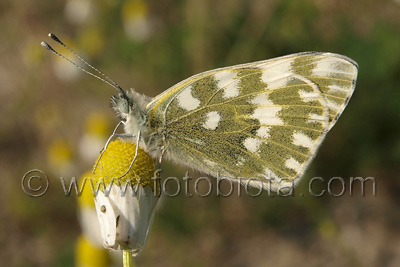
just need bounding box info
[112,53,358,192]
[42,34,358,192]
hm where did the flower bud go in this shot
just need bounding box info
[91,139,159,256]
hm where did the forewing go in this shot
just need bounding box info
[147,52,358,190]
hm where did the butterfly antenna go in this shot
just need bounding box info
[41,33,128,98]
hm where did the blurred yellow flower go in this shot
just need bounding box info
[65,0,94,25]
[79,112,111,164]
[122,0,153,42]
[75,235,110,267]
[78,28,105,58]
[85,112,110,137]
[47,138,74,176]
[22,39,45,67]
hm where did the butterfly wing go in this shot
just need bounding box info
[146,52,358,190]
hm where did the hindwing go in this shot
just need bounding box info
[146,52,358,190]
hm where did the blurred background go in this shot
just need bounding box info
[1,0,400,266]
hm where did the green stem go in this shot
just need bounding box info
[123,250,134,267]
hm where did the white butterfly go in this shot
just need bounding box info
[42,34,358,192]
[112,53,358,191]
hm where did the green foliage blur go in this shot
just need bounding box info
[2,0,400,266]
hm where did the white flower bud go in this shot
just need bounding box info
[94,184,158,256]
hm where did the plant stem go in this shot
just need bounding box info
[123,250,134,267]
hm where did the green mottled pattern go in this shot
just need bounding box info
[146,52,358,189]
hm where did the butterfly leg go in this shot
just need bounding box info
[92,121,125,174]
[118,130,141,178]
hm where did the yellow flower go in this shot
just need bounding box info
[92,139,159,255]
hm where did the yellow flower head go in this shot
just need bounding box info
[91,139,156,190]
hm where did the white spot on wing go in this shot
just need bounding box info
[312,60,336,75]
[285,157,302,172]
[250,93,274,105]
[312,59,350,76]
[177,86,200,111]
[214,71,240,98]
[328,84,349,93]
[292,131,315,149]
[203,111,221,130]
[299,90,322,102]
[243,137,262,153]
[252,107,284,125]
[308,113,327,124]
[257,126,271,138]
[261,61,293,89]
[327,99,342,111]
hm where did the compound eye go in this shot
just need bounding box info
[119,97,130,114]
[111,94,130,120]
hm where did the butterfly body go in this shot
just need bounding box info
[111,52,358,191]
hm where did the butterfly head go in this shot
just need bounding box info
[111,90,151,139]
